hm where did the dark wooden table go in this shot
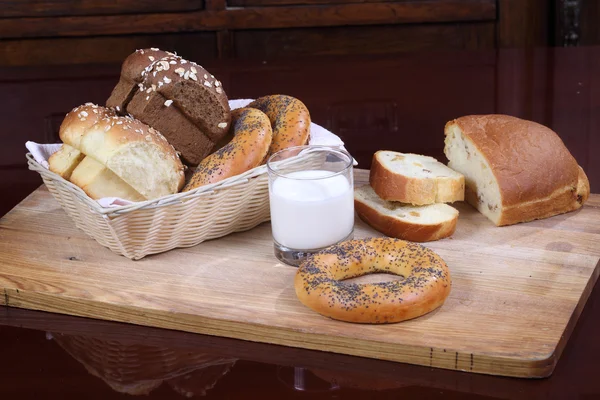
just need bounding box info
[1,46,599,398]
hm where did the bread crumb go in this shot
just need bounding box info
[218,122,227,129]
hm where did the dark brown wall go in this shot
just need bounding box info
[0,0,569,67]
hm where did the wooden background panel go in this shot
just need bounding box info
[580,0,600,46]
[0,32,217,67]
[497,0,551,47]
[0,0,204,18]
[228,0,424,5]
[233,23,496,59]
[0,1,496,39]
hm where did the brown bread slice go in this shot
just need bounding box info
[125,55,231,165]
[106,48,175,112]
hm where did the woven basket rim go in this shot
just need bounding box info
[26,145,338,219]
[26,152,269,217]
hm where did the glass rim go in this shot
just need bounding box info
[266,145,353,180]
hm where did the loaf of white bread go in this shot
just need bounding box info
[49,103,185,201]
[355,150,463,242]
[444,115,590,226]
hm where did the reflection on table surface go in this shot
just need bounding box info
[0,303,599,399]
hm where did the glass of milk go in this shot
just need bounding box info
[267,145,354,266]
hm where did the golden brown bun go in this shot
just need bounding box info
[295,238,451,324]
[444,115,590,226]
[59,103,185,200]
[183,108,272,191]
[247,95,310,157]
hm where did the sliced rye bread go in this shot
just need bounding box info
[106,48,175,113]
[354,185,459,242]
[106,49,231,166]
[370,150,465,205]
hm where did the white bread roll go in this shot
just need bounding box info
[444,115,590,226]
[354,185,458,242]
[59,104,185,200]
[49,104,117,180]
[369,151,464,205]
[69,156,146,201]
[48,144,85,180]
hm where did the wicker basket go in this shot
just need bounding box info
[28,152,272,260]
[50,332,236,396]
[27,147,329,260]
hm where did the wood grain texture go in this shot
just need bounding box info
[233,23,496,58]
[497,0,550,47]
[229,0,397,5]
[0,2,496,39]
[0,0,204,18]
[0,33,217,67]
[580,0,600,46]
[0,170,599,378]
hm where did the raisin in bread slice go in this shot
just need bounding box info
[369,151,464,205]
[444,115,590,226]
[354,185,459,242]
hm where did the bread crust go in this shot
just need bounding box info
[106,48,174,112]
[294,238,452,324]
[354,197,457,242]
[445,115,590,226]
[59,103,117,148]
[465,166,590,226]
[369,152,464,205]
[183,108,272,191]
[448,115,581,207]
[369,153,435,204]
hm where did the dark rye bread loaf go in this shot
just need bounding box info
[106,48,175,112]
[106,49,231,166]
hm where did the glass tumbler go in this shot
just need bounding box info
[267,145,354,267]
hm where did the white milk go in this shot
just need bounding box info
[270,170,354,250]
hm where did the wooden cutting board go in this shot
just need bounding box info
[1,169,599,378]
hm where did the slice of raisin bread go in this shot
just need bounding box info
[444,115,590,226]
[369,151,465,205]
[354,185,459,242]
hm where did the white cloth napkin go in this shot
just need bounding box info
[26,99,356,208]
